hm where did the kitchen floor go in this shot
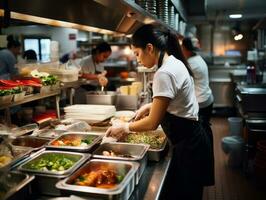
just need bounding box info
[203,117,266,200]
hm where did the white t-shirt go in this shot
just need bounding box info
[152,55,198,120]
[80,55,105,74]
[187,55,213,107]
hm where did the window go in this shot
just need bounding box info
[24,37,51,61]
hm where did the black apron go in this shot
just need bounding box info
[160,112,215,199]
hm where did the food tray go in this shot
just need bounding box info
[32,128,65,138]
[92,142,149,185]
[0,171,34,200]
[56,159,138,200]
[18,150,89,177]
[46,132,103,152]
[11,136,50,151]
[18,150,90,196]
[123,129,168,162]
[0,146,32,171]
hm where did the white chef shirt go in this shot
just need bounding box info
[187,55,213,108]
[80,55,105,74]
[152,55,198,120]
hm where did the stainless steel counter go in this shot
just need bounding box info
[35,149,172,200]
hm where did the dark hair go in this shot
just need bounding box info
[23,49,37,60]
[182,37,198,55]
[131,24,193,76]
[91,41,112,55]
[7,35,21,49]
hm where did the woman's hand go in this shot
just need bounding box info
[134,103,152,121]
[105,121,130,141]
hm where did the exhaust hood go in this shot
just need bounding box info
[0,0,156,35]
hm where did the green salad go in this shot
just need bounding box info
[23,153,80,172]
[125,132,165,149]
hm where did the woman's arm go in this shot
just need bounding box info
[130,96,170,132]
[80,73,98,80]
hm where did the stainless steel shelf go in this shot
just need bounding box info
[0,91,60,110]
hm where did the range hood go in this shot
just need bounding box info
[0,0,157,35]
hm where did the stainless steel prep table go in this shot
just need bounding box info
[33,148,172,200]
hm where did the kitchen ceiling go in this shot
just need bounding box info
[184,0,266,24]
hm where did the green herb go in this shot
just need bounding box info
[116,175,124,183]
[41,75,58,86]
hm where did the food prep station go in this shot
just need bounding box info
[0,116,170,200]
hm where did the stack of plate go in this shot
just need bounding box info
[146,0,157,17]
[64,105,116,123]
[168,5,175,28]
[157,0,168,25]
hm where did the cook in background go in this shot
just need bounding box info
[181,37,214,126]
[23,49,37,63]
[105,24,214,200]
[79,41,112,90]
[0,35,21,79]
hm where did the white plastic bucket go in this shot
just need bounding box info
[228,117,243,136]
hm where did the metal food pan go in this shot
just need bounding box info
[11,136,50,151]
[33,129,66,138]
[46,132,103,152]
[148,138,168,162]
[56,159,138,200]
[0,146,33,171]
[86,91,117,105]
[92,142,149,161]
[92,142,149,185]
[18,150,89,177]
[124,129,168,162]
[0,171,34,200]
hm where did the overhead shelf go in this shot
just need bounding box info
[0,0,186,36]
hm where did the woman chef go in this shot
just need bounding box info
[105,24,214,200]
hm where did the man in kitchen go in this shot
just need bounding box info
[0,35,21,79]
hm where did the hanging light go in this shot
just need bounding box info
[234,34,243,41]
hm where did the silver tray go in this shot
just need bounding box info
[92,142,149,185]
[56,159,138,200]
[92,142,149,161]
[0,171,34,200]
[11,136,50,151]
[18,150,89,177]
[0,146,33,171]
[33,128,66,138]
[46,132,103,152]
[124,129,168,161]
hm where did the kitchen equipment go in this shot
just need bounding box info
[92,142,149,185]
[11,136,50,151]
[86,91,116,105]
[11,123,38,137]
[116,95,138,111]
[236,84,266,114]
[123,129,168,161]
[56,159,138,200]
[0,171,34,200]
[18,150,89,196]
[46,132,103,152]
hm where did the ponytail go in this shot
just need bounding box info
[166,31,194,77]
[132,24,194,77]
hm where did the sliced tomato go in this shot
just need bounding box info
[0,80,23,87]
[19,80,42,87]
